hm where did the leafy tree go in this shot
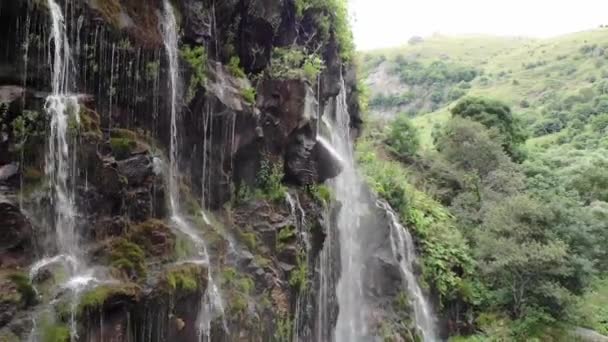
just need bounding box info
[451,96,527,160]
[436,118,509,178]
[386,114,420,157]
[476,195,573,319]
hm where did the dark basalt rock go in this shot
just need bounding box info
[238,0,285,73]
[0,200,32,267]
[116,154,155,187]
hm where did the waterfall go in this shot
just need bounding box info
[160,1,226,339]
[377,200,438,341]
[46,0,81,262]
[328,77,438,341]
[329,79,370,342]
[26,2,98,341]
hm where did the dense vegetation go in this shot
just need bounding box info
[358,29,608,340]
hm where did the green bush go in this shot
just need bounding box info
[181,45,207,102]
[267,47,325,82]
[386,115,420,157]
[257,158,287,202]
[228,56,246,78]
[242,87,256,104]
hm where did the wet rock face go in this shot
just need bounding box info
[0,201,32,267]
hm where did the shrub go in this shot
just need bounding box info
[257,158,287,202]
[228,56,246,78]
[181,45,207,102]
[267,47,325,82]
[385,115,420,157]
[241,87,256,104]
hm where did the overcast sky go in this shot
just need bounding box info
[350,0,608,50]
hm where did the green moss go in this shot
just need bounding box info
[110,128,138,140]
[8,273,37,307]
[174,235,196,260]
[239,230,258,251]
[110,138,137,160]
[164,264,206,293]
[109,239,146,280]
[277,226,296,251]
[130,219,175,257]
[307,184,333,205]
[41,323,70,342]
[288,252,309,293]
[78,283,139,314]
[228,56,246,78]
[145,61,160,81]
[241,87,256,104]
[80,108,102,137]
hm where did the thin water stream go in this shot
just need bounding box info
[161,1,226,339]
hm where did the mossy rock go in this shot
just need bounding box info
[129,219,175,257]
[110,128,138,140]
[78,283,141,315]
[110,137,137,160]
[79,107,102,140]
[162,263,207,295]
[40,323,70,342]
[0,271,37,309]
[108,238,147,280]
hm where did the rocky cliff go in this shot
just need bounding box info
[0,1,422,341]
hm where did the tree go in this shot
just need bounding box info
[476,195,573,319]
[451,96,527,160]
[386,114,420,157]
[435,117,509,178]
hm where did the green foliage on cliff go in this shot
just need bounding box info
[241,87,257,104]
[228,56,246,78]
[294,0,354,61]
[268,47,325,82]
[165,265,203,292]
[181,45,207,102]
[257,158,287,202]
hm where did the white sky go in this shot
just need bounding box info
[350,0,608,50]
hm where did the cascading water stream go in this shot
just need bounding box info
[160,1,226,339]
[328,77,438,341]
[28,2,100,341]
[329,79,370,342]
[377,200,438,341]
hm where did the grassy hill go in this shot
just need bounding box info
[360,29,608,152]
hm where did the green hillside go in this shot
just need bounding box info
[357,29,608,340]
[362,29,608,152]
